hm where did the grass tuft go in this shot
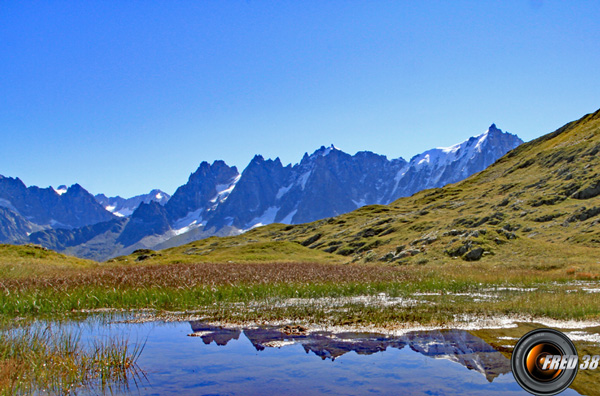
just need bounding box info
[0,323,144,395]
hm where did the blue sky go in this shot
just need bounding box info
[1,1,599,197]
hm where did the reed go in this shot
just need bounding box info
[0,323,144,395]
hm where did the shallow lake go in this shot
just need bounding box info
[41,318,595,395]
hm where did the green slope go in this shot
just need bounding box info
[122,108,600,272]
[0,244,97,278]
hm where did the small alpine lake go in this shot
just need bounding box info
[16,316,600,395]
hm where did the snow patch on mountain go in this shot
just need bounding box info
[276,184,293,200]
[320,144,341,156]
[246,206,280,230]
[53,185,68,196]
[173,208,205,230]
[299,171,311,190]
[439,143,461,154]
[211,174,241,204]
[49,219,70,229]
[417,154,430,165]
[417,129,494,170]
[474,131,488,150]
[117,208,135,217]
[280,209,297,224]
[173,225,194,236]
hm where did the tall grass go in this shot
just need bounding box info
[0,261,590,319]
[1,261,598,329]
[0,324,144,395]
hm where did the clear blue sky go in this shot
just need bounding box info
[1,1,599,198]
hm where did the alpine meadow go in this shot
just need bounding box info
[2,109,600,393]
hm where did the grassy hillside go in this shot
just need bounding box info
[118,108,600,275]
[0,244,96,279]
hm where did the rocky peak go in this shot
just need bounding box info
[300,144,342,165]
[250,154,265,165]
[131,201,167,221]
[0,176,26,190]
[117,201,170,246]
[188,160,234,183]
[149,189,170,204]
[65,183,87,196]
[165,160,240,222]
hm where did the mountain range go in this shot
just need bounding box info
[138,108,599,269]
[0,124,523,260]
[95,190,171,217]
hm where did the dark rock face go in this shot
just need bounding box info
[204,156,290,229]
[572,179,600,200]
[0,177,114,230]
[165,160,239,222]
[117,201,171,247]
[281,149,402,225]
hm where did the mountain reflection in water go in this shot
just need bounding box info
[190,322,509,383]
[69,319,583,395]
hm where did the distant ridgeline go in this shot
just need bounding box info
[0,124,522,260]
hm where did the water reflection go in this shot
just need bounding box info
[190,322,510,383]
[59,318,584,395]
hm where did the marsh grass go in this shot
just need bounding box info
[0,261,569,316]
[0,323,144,395]
[2,260,597,328]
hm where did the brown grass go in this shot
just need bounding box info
[0,262,413,292]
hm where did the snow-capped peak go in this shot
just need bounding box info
[325,144,341,154]
[312,144,341,158]
[412,124,508,170]
[435,130,489,154]
[474,130,489,151]
[53,185,68,195]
